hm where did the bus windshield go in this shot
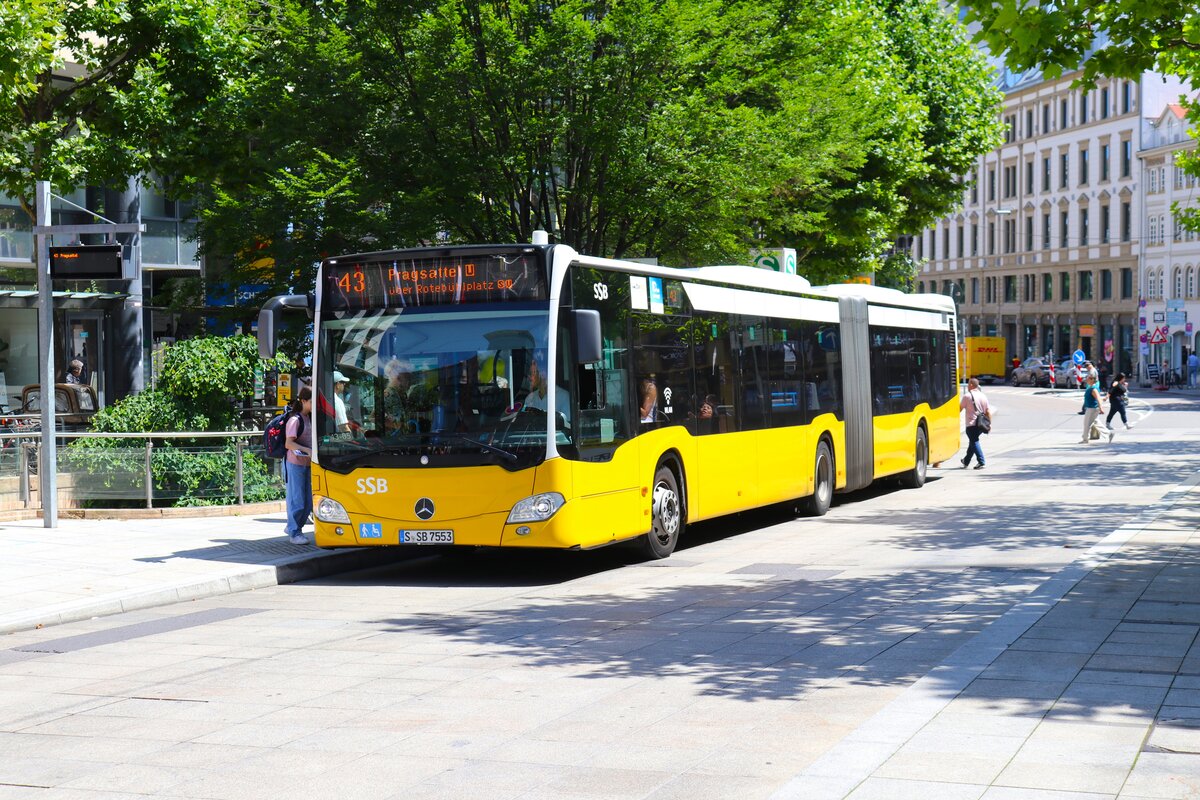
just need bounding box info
[315,307,565,472]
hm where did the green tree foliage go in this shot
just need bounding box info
[75,334,290,507]
[188,0,999,291]
[0,0,246,223]
[88,334,289,433]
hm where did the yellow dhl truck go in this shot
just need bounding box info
[962,336,1006,384]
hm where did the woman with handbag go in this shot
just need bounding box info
[1081,375,1111,443]
[959,377,990,470]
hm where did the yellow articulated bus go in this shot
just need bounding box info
[257,241,959,559]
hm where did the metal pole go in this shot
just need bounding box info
[35,180,57,528]
[18,441,29,508]
[235,439,245,505]
[144,440,153,509]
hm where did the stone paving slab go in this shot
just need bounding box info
[0,514,409,635]
[772,472,1200,800]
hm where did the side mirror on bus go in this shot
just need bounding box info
[257,294,312,358]
[573,309,602,364]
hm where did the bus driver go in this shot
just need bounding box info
[522,350,570,423]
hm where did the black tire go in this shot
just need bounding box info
[900,427,927,489]
[801,440,834,517]
[641,464,683,559]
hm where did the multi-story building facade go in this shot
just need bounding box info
[914,67,1188,380]
[1138,103,1199,380]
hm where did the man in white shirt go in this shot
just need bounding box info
[332,371,351,432]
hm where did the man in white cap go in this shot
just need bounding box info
[332,370,351,432]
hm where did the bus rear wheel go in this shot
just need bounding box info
[901,427,928,489]
[801,441,833,517]
[642,464,683,559]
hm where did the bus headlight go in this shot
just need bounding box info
[507,492,565,523]
[315,496,351,524]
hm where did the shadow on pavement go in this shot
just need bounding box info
[363,565,1039,704]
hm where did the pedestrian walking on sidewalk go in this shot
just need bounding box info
[1078,361,1098,414]
[1080,375,1111,443]
[959,378,990,469]
[284,387,313,544]
[1188,351,1199,388]
[1106,373,1131,430]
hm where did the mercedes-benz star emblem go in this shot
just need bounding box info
[414,498,435,521]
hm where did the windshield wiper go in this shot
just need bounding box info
[326,434,518,465]
[421,433,518,463]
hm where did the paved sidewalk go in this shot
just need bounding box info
[0,511,404,635]
[773,472,1200,799]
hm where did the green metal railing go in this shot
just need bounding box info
[0,429,285,510]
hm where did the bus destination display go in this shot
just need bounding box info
[323,253,546,309]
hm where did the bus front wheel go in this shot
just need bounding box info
[801,441,834,517]
[642,464,683,559]
[900,427,928,489]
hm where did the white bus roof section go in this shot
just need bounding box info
[567,253,813,293]
[814,282,956,313]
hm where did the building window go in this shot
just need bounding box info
[1121,139,1132,177]
[1060,152,1069,188]
[1042,156,1051,192]
[1101,269,1112,299]
[943,226,950,258]
[957,225,964,257]
[1079,148,1088,185]
[1003,165,1015,198]
[1120,267,1132,298]
[1080,270,1093,300]
[1042,103,1051,133]
[1175,267,1184,299]
[1060,98,1069,129]
[988,168,996,201]
[1080,92,1088,124]
[971,222,979,255]
[1042,212,1051,249]
[1080,207,1089,246]
[1004,275,1017,302]
[985,276,993,303]
[1100,205,1110,243]
[971,277,979,304]
[1025,109,1034,137]
[987,221,995,255]
[1025,216,1034,251]
[970,172,978,204]
[1061,210,1069,248]
[1060,271,1070,301]
[1101,86,1110,119]
[1101,144,1110,181]
[1121,81,1132,114]
[1043,273,1053,301]
[1025,161,1034,195]
[917,281,924,293]
[1121,201,1131,241]
[1189,267,1196,298]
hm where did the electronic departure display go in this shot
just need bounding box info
[322,251,547,310]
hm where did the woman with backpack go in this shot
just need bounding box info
[284,388,313,544]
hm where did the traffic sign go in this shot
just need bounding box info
[1072,349,1086,365]
[1149,327,1168,345]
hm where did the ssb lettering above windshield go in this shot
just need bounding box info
[323,252,547,310]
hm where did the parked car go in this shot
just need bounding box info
[1010,357,1052,387]
[20,383,98,429]
[1055,359,1082,388]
